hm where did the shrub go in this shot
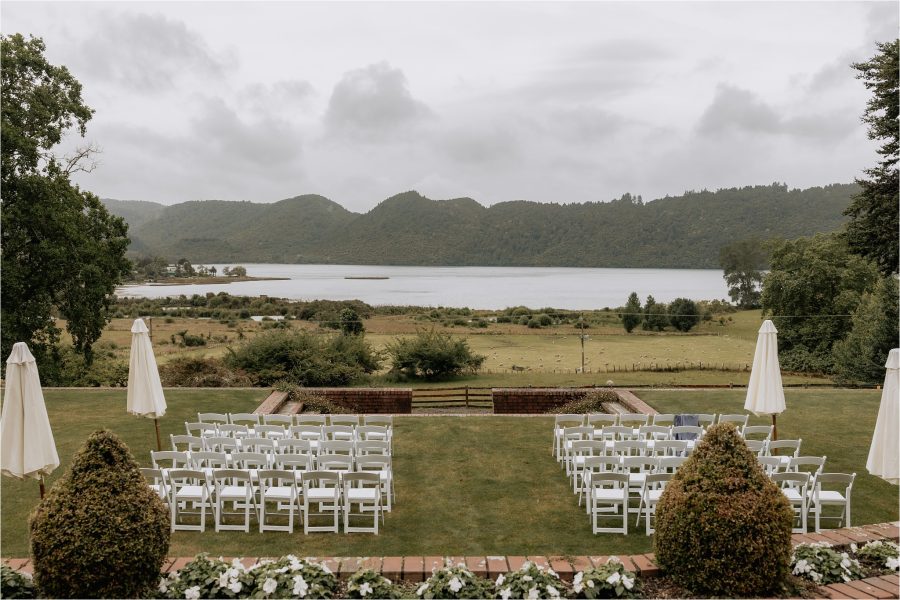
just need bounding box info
[653,423,794,597]
[30,430,170,598]
[293,389,351,414]
[855,540,900,572]
[667,298,701,332]
[536,313,553,327]
[495,561,565,599]
[791,543,862,585]
[159,357,252,387]
[346,569,400,599]
[518,316,530,326]
[157,554,254,598]
[1,565,35,599]
[225,330,381,387]
[620,292,642,333]
[571,556,639,599]
[245,556,338,599]
[642,296,668,331]
[339,307,365,335]
[386,330,485,380]
[550,390,620,414]
[416,562,494,599]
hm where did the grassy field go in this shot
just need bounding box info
[2,388,896,559]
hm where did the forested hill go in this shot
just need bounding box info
[104,183,856,268]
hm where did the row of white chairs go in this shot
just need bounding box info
[185,422,392,443]
[170,436,391,457]
[197,412,393,429]
[143,467,384,534]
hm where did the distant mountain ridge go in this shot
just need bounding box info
[103,183,857,268]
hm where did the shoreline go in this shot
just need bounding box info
[122,276,289,286]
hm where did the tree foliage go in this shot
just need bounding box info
[386,330,485,379]
[761,234,878,372]
[620,292,642,333]
[832,275,900,384]
[1,34,130,366]
[642,295,668,331]
[719,238,767,308]
[668,298,701,332]
[846,40,899,276]
[339,307,364,335]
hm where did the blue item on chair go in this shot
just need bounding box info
[673,414,700,440]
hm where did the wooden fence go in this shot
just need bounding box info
[411,386,493,408]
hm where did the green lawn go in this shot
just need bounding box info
[2,388,896,559]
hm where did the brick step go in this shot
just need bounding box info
[277,400,302,415]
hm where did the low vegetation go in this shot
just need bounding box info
[385,330,485,380]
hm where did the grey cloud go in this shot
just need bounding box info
[73,12,228,92]
[571,39,671,64]
[863,2,899,45]
[324,62,433,139]
[439,121,521,166]
[239,80,316,113]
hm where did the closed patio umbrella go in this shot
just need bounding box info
[866,348,898,485]
[744,320,787,440]
[127,318,167,450]
[1,342,60,498]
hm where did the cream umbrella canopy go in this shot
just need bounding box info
[744,320,787,440]
[127,318,167,450]
[866,348,899,485]
[1,342,60,497]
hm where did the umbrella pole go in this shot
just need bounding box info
[154,418,162,452]
[772,414,778,442]
[39,475,45,499]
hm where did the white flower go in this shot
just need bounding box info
[607,556,621,565]
[289,557,302,571]
[572,572,583,593]
[157,578,169,594]
[606,572,621,585]
[229,580,243,594]
[321,564,333,575]
[359,582,373,596]
[622,575,634,590]
[416,583,429,596]
[496,574,505,587]
[587,579,595,588]
[231,558,245,570]
[500,587,512,600]
[522,575,533,582]
[850,543,858,553]
[527,586,539,600]
[218,572,230,589]
[263,577,278,595]
[521,561,533,571]
[293,575,308,598]
[547,584,560,598]
[185,586,201,600]
[448,576,463,593]
[887,557,899,571]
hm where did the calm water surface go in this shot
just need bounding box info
[118,264,729,310]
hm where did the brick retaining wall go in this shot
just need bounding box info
[301,388,412,414]
[491,388,590,413]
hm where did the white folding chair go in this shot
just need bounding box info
[190,451,229,476]
[357,455,393,511]
[767,439,802,469]
[604,425,638,441]
[217,424,250,439]
[263,414,294,427]
[185,422,217,437]
[291,425,324,454]
[276,453,315,483]
[622,456,657,513]
[589,472,629,534]
[745,439,768,456]
[772,472,810,533]
[363,416,393,442]
[302,471,341,533]
[170,434,203,453]
[652,414,675,427]
[357,425,390,443]
[588,413,617,437]
[140,467,169,504]
[655,456,686,474]
[255,424,288,440]
[230,413,260,426]
[718,414,749,431]
[319,440,355,467]
[324,424,355,442]
[212,469,256,532]
[553,415,584,460]
[742,425,774,441]
[355,440,391,458]
[277,438,314,460]
[198,412,229,424]
[343,472,382,534]
[696,414,716,429]
[561,426,594,476]
[619,413,649,428]
[651,440,688,457]
[151,450,190,470]
[296,414,327,427]
[258,469,299,533]
[231,451,268,479]
[811,473,855,532]
[671,425,703,442]
[330,414,360,428]
[167,468,211,532]
[639,425,671,441]
[580,456,622,510]
[202,436,239,454]
[569,440,606,494]
[240,437,276,456]
[637,472,672,535]
[757,455,783,476]
[612,440,648,457]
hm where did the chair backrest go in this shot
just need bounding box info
[652,414,675,426]
[562,426,594,442]
[788,456,826,476]
[329,415,359,427]
[612,440,647,456]
[231,452,268,469]
[190,451,228,469]
[570,440,603,460]
[656,456,686,473]
[197,412,229,424]
[258,468,297,487]
[696,414,716,428]
[757,456,783,474]
[151,450,190,469]
[555,414,585,429]
[296,414,327,426]
[317,455,353,471]
[590,471,629,489]
[342,471,380,493]
[644,472,673,489]
[230,412,260,425]
[319,440,354,456]
[602,425,635,441]
[203,436,238,453]
[355,440,391,456]
[301,470,340,493]
[291,425,324,440]
[185,422,217,436]
[619,413,649,426]
[363,415,393,427]
[263,414,294,426]
[583,456,623,473]
[323,425,355,440]
[166,468,208,486]
[718,413,749,428]
[622,456,657,474]
[587,413,617,427]
[745,440,768,455]
[768,439,802,457]
[772,471,810,489]
[356,425,389,441]
[276,453,313,472]
[815,472,855,493]
[140,467,165,487]
[356,455,391,472]
[255,424,286,438]
[241,437,275,453]
[170,434,203,452]
[276,439,312,454]
[652,440,688,457]
[217,424,249,438]
[211,468,252,486]
[743,425,774,440]
[671,425,703,440]
[639,425,670,440]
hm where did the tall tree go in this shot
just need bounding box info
[845,40,899,275]
[832,275,900,384]
[1,34,131,366]
[719,238,767,308]
[620,292,642,333]
[642,295,669,332]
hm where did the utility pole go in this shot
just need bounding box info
[580,314,585,373]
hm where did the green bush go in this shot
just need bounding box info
[642,296,668,331]
[386,330,485,380]
[245,556,338,599]
[30,430,170,598]
[157,554,253,598]
[550,390,620,414]
[1,565,35,599]
[667,298,700,332]
[158,357,252,387]
[346,569,400,599]
[416,562,494,599]
[518,316,530,326]
[527,318,542,329]
[653,423,794,597]
[536,313,553,327]
[855,540,899,572]
[791,543,862,585]
[571,557,639,598]
[494,561,565,599]
[225,330,381,387]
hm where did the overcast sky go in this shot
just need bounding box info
[3,1,897,211]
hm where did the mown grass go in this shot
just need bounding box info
[3,388,893,560]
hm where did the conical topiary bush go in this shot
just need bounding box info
[29,429,170,598]
[653,423,794,597]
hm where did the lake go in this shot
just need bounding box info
[118,264,730,310]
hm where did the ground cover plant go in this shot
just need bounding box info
[1,388,895,561]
